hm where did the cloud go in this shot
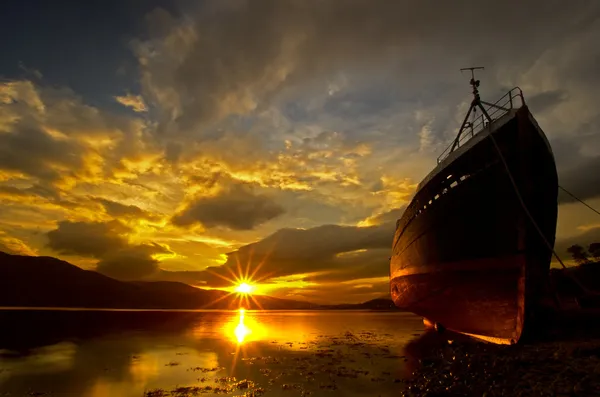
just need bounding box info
[96,243,166,280]
[91,197,159,220]
[0,185,30,200]
[307,248,392,282]
[135,0,596,139]
[46,220,130,258]
[281,277,390,304]
[0,80,157,194]
[360,206,407,227]
[527,90,569,114]
[172,183,285,230]
[115,94,148,113]
[134,218,396,291]
[46,220,171,280]
[2,0,600,303]
[0,124,88,191]
[128,0,598,229]
[558,156,600,203]
[0,231,37,256]
[191,220,395,288]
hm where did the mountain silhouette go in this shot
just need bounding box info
[0,252,400,310]
[318,298,402,310]
[0,252,318,310]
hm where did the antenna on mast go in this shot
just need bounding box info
[460,67,485,136]
[460,66,485,100]
[447,66,494,153]
[439,65,525,163]
[460,66,485,79]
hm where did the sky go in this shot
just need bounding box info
[1,0,600,304]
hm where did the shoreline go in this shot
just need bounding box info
[0,306,408,312]
[402,334,600,396]
[400,311,600,396]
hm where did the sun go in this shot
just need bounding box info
[235,282,255,294]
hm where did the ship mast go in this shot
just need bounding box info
[438,68,525,163]
[451,67,496,152]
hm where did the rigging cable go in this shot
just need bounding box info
[391,139,600,312]
[558,185,600,217]
[487,129,595,296]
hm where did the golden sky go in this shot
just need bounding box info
[1,0,600,303]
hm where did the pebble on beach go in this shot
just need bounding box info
[400,335,600,396]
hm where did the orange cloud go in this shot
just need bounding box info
[0,231,37,256]
[3,0,600,304]
[115,94,148,112]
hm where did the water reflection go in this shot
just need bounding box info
[234,309,250,343]
[0,310,426,396]
[233,309,250,344]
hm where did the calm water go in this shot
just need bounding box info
[0,309,426,396]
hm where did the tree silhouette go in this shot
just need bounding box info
[588,242,600,262]
[567,244,591,265]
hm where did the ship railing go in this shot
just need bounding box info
[437,87,525,164]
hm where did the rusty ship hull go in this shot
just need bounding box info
[390,91,558,344]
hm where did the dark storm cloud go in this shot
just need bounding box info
[172,183,285,230]
[138,0,597,138]
[46,220,170,280]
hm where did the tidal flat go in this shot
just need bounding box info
[2,309,599,396]
[0,309,425,396]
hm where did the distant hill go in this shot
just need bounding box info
[0,252,318,310]
[319,298,403,311]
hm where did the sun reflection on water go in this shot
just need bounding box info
[234,309,250,343]
[224,308,269,346]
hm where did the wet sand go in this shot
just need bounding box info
[141,330,416,397]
